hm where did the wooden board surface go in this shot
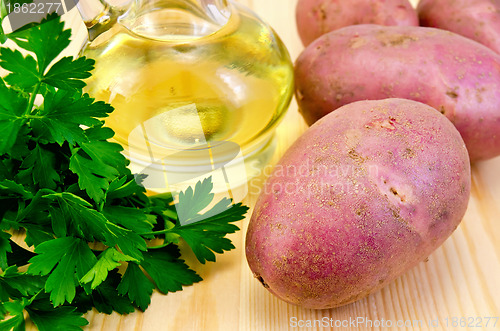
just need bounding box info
[22,0,500,329]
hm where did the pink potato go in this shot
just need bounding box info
[296,0,418,46]
[294,24,500,161]
[245,98,471,309]
[418,0,500,54]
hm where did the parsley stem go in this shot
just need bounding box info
[26,82,41,116]
[97,200,104,212]
[147,243,171,250]
[140,229,173,236]
[0,23,6,44]
[27,289,44,305]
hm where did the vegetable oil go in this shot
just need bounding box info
[80,0,294,194]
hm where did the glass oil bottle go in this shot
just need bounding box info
[77,0,294,196]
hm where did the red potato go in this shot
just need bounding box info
[294,24,500,161]
[418,0,500,54]
[245,98,471,309]
[296,0,418,46]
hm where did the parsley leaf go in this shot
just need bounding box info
[26,305,89,331]
[19,144,60,189]
[141,245,202,293]
[77,270,135,315]
[80,248,136,290]
[172,201,246,263]
[9,14,71,74]
[69,134,127,204]
[103,205,156,234]
[106,175,147,200]
[0,180,33,200]
[0,266,45,301]
[176,177,215,225]
[24,224,54,247]
[44,193,111,242]
[0,118,24,157]
[43,56,94,90]
[28,237,96,306]
[168,178,248,263]
[0,78,26,117]
[117,263,154,311]
[0,232,11,270]
[34,89,112,145]
[0,79,26,155]
[0,300,26,331]
[0,47,39,89]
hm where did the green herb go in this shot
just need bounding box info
[0,14,248,330]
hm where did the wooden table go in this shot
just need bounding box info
[27,0,500,329]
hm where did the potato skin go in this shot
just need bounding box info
[418,0,500,54]
[245,98,471,309]
[295,25,500,161]
[296,0,418,46]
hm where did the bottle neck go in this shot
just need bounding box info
[76,0,109,27]
[121,0,232,40]
[76,0,127,41]
[129,0,229,15]
[77,0,232,42]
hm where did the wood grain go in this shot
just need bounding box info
[21,0,500,329]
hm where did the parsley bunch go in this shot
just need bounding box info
[0,15,248,330]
